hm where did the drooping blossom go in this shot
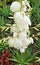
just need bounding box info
[8,0,34,53]
[10,1,21,12]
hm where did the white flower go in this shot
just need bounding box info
[9,0,34,53]
[24,38,31,47]
[14,12,25,31]
[22,1,27,12]
[14,38,22,49]
[23,6,27,12]
[25,0,31,8]
[21,37,33,49]
[29,37,34,44]
[11,24,18,33]
[10,1,21,12]
[24,25,29,31]
[13,32,18,37]
[24,15,31,26]
[14,12,23,24]
[18,24,24,31]
[21,38,30,49]
[8,38,15,47]
[19,31,27,40]
[24,37,34,47]
[14,12,30,31]
[20,48,25,53]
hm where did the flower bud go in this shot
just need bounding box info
[10,1,21,12]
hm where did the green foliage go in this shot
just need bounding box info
[8,48,40,65]
[30,0,40,26]
[0,16,5,26]
[0,40,8,53]
[0,6,10,17]
[0,1,4,6]
[30,0,40,52]
[0,5,10,27]
[9,48,32,65]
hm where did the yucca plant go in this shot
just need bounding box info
[0,0,40,65]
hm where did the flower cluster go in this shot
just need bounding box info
[8,0,34,53]
[0,50,12,65]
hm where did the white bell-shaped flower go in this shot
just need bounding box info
[20,48,25,53]
[18,24,24,31]
[14,12,25,31]
[21,38,29,49]
[14,12,23,24]
[24,38,31,47]
[19,31,27,40]
[25,37,34,47]
[14,38,22,49]
[24,25,29,31]
[8,38,15,47]
[29,37,34,44]
[10,1,21,12]
[24,15,31,26]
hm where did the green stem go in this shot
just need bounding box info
[20,0,22,11]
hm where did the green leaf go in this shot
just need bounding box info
[0,1,3,6]
[0,6,10,17]
[0,16,4,26]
